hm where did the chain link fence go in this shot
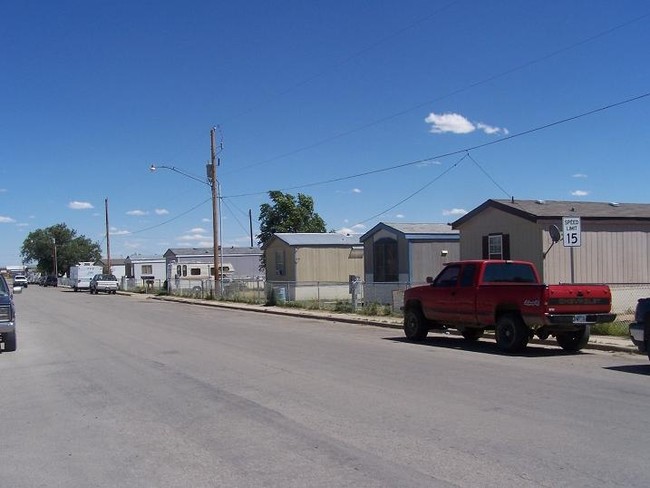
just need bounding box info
[117,277,649,326]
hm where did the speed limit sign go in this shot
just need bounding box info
[562,216,581,247]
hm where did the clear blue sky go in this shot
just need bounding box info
[2,0,649,267]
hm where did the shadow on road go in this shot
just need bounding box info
[604,364,650,376]
[384,335,589,358]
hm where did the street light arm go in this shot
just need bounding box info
[150,164,209,187]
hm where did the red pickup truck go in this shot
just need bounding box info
[402,260,616,353]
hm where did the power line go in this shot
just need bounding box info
[466,153,511,199]
[224,11,650,175]
[118,90,650,239]
[220,1,460,125]
[355,153,469,225]
[110,197,212,238]
[222,90,650,199]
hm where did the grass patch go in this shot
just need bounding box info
[359,302,393,316]
[591,321,629,337]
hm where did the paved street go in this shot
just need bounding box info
[2,286,649,487]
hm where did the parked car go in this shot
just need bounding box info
[629,298,650,360]
[0,273,22,352]
[89,274,119,294]
[13,275,28,288]
[43,275,58,287]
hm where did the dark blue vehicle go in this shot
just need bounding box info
[0,274,21,352]
[629,298,650,361]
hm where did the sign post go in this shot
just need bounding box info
[562,216,581,283]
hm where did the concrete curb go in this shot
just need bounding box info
[139,293,640,355]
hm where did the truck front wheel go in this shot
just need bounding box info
[495,314,529,353]
[404,308,429,342]
[556,326,590,352]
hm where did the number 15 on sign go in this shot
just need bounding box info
[562,216,581,247]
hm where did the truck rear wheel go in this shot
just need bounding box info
[556,326,590,352]
[404,308,429,342]
[495,314,529,353]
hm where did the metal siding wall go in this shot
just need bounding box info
[540,220,650,284]
[265,241,292,282]
[409,241,460,284]
[457,207,541,262]
[297,247,363,282]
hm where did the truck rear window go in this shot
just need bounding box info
[482,263,536,283]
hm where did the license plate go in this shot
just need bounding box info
[573,314,587,323]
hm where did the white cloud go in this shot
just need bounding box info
[395,214,405,219]
[425,112,508,135]
[126,209,148,216]
[0,216,16,223]
[476,122,509,135]
[201,218,211,223]
[109,227,131,235]
[336,224,366,235]
[155,208,169,215]
[415,161,441,168]
[178,233,210,241]
[16,223,29,227]
[572,173,588,178]
[68,201,94,210]
[352,188,362,193]
[571,190,589,197]
[425,112,475,134]
[442,208,468,216]
[0,188,7,193]
[188,227,207,233]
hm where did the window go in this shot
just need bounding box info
[182,265,187,277]
[275,250,285,276]
[141,265,152,275]
[190,268,201,276]
[483,263,536,283]
[482,233,510,260]
[434,265,460,287]
[488,235,502,259]
[373,238,398,282]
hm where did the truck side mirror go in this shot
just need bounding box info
[426,276,434,284]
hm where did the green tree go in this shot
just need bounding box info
[258,191,327,269]
[20,223,102,275]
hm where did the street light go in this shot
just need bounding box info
[149,129,222,297]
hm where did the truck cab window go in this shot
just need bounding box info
[434,265,460,287]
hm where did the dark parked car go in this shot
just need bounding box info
[43,275,58,287]
[629,298,650,360]
[0,273,21,352]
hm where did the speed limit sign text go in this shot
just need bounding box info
[562,216,581,247]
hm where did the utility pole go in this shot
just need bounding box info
[209,127,221,297]
[105,198,111,274]
[249,209,254,248]
[52,237,58,277]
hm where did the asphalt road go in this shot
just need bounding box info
[2,286,649,488]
